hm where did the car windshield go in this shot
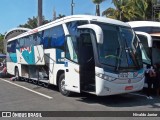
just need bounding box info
[92,21,143,71]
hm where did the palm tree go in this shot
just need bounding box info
[19,16,50,29]
[133,0,148,20]
[92,0,106,16]
[103,0,136,21]
[102,0,152,21]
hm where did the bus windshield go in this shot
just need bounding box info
[92,22,143,71]
[152,40,160,65]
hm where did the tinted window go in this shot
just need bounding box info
[65,36,78,63]
[37,31,44,45]
[7,40,17,53]
[24,36,31,47]
[19,38,25,47]
[137,35,148,47]
[92,21,143,70]
[40,25,65,49]
[50,25,65,49]
[41,29,50,48]
[134,27,160,34]
[66,21,88,36]
[136,34,151,64]
[8,25,65,50]
[98,24,120,67]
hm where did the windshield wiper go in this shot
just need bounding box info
[115,47,122,71]
[115,27,123,71]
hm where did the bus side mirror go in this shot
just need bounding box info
[78,24,103,44]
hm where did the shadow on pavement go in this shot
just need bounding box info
[75,91,160,108]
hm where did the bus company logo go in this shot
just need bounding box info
[20,47,32,53]
[29,29,38,34]
[128,79,131,83]
[2,112,11,117]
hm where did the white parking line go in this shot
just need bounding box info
[0,78,53,99]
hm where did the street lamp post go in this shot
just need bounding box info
[38,0,43,26]
[71,0,75,15]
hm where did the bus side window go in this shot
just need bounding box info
[7,42,11,53]
[10,41,16,53]
[37,31,44,46]
[50,25,65,50]
[16,39,20,49]
[19,38,25,48]
[29,35,34,46]
[42,29,50,49]
[65,35,78,63]
[66,21,88,36]
[24,36,32,47]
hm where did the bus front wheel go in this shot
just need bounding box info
[58,74,71,96]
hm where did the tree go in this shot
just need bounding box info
[0,34,4,53]
[92,0,106,16]
[19,16,51,29]
[102,0,152,21]
[56,14,66,20]
[132,0,149,20]
[102,0,135,21]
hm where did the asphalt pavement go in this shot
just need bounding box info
[0,77,160,119]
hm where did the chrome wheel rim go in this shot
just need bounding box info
[60,79,67,94]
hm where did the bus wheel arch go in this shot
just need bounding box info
[57,71,71,96]
[56,70,64,86]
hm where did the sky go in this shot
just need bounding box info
[0,0,114,34]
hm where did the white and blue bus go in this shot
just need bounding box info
[128,21,160,66]
[7,15,144,96]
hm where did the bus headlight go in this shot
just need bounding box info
[96,73,116,82]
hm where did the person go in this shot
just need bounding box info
[0,59,7,77]
[0,66,7,77]
[0,62,4,70]
[154,64,160,97]
[145,64,156,99]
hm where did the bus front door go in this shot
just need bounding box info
[64,35,80,93]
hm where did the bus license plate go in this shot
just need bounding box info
[118,73,128,78]
[125,86,133,90]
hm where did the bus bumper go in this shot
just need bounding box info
[95,77,145,96]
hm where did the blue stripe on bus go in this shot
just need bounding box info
[9,53,17,63]
[20,46,35,64]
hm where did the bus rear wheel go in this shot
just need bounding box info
[58,74,71,96]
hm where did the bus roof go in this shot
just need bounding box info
[150,33,160,37]
[8,15,130,42]
[4,27,30,40]
[63,15,130,27]
[127,21,160,28]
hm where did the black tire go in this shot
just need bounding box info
[15,67,20,81]
[58,74,71,96]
